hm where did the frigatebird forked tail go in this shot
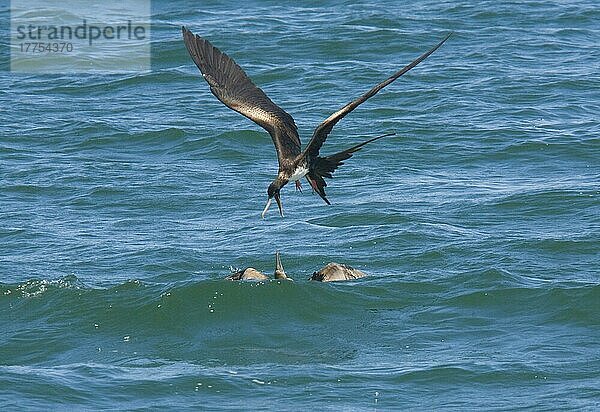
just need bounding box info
[306,132,395,205]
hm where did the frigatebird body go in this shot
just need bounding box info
[182,27,450,217]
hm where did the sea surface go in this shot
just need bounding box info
[1,0,599,410]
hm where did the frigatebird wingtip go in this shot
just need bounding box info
[437,32,453,48]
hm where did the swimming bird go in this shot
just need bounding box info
[226,251,292,281]
[182,27,450,217]
[310,262,367,282]
[225,267,268,281]
[273,250,291,281]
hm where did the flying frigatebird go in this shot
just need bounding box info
[182,27,450,217]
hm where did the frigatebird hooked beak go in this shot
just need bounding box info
[182,27,451,218]
[262,184,283,218]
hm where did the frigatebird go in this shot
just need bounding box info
[182,27,450,217]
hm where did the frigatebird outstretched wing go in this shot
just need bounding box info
[182,27,301,168]
[302,33,452,159]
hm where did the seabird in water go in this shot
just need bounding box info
[225,267,268,281]
[310,262,367,282]
[182,27,450,217]
[226,251,292,281]
[273,250,291,281]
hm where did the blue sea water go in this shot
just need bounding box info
[1,0,599,410]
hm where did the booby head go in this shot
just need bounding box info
[274,250,291,280]
[262,180,286,218]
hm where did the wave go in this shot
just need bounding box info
[2,275,598,332]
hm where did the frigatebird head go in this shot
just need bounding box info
[262,181,285,218]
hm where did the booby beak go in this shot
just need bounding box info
[275,250,284,273]
[261,192,284,218]
[274,250,291,280]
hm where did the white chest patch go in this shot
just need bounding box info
[289,165,309,182]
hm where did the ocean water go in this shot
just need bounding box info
[1,0,599,410]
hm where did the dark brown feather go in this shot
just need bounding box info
[182,27,301,168]
[303,33,452,160]
[309,132,395,204]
